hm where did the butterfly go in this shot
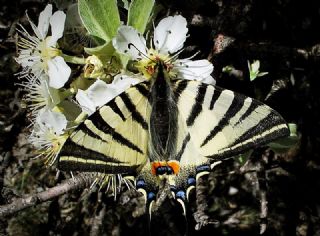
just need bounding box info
[57,61,289,215]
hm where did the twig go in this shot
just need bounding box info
[0,173,95,218]
[0,153,11,236]
[90,204,106,236]
[0,152,11,203]
[257,155,269,235]
[259,185,268,235]
[194,174,219,230]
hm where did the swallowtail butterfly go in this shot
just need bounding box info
[57,61,289,214]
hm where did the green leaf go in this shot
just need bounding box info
[128,0,155,33]
[85,42,128,71]
[84,42,115,59]
[268,123,299,153]
[78,0,120,41]
[237,149,253,165]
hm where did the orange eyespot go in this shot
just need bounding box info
[151,161,165,175]
[167,160,180,174]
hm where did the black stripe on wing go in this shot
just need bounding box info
[173,79,188,98]
[234,100,260,126]
[207,112,289,160]
[201,93,246,147]
[208,127,289,160]
[231,112,289,146]
[108,100,126,121]
[89,112,143,154]
[59,160,140,173]
[119,93,148,130]
[58,139,123,164]
[135,83,151,102]
[174,134,191,161]
[209,88,222,110]
[186,84,207,126]
[80,123,105,141]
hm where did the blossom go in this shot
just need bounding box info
[76,75,141,115]
[16,4,71,89]
[29,108,68,164]
[112,15,215,84]
[19,74,61,115]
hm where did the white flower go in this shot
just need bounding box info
[16,4,71,89]
[112,15,215,84]
[19,75,61,115]
[30,108,68,164]
[37,108,67,135]
[76,75,141,115]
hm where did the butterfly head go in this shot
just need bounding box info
[134,49,177,81]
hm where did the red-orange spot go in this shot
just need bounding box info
[167,160,180,174]
[151,161,181,175]
[151,161,165,175]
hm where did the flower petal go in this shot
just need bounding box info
[47,56,71,89]
[37,108,67,135]
[76,89,96,115]
[174,59,215,84]
[112,74,141,94]
[112,26,147,60]
[37,4,52,39]
[16,49,40,67]
[154,15,188,54]
[87,79,118,108]
[201,75,216,85]
[48,11,66,46]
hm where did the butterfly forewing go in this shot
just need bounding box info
[57,82,151,174]
[173,79,289,161]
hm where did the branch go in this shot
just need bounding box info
[194,173,219,230]
[0,173,95,218]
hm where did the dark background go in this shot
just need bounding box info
[1,0,320,235]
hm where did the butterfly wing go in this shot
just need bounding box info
[57,82,151,175]
[173,79,289,161]
[169,79,289,205]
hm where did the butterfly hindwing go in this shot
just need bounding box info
[57,82,151,174]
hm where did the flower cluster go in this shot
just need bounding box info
[16,4,214,164]
[113,15,215,84]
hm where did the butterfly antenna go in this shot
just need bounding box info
[128,43,155,62]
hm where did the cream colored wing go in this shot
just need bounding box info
[173,79,289,161]
[57,82,151,175]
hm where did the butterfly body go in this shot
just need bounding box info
[57,60,289,211]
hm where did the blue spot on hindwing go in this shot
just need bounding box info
[176,190,186,200]
[148,192,156,201]
[187,177,196,186]
[196,165,210,173]
[136,179,145,188]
